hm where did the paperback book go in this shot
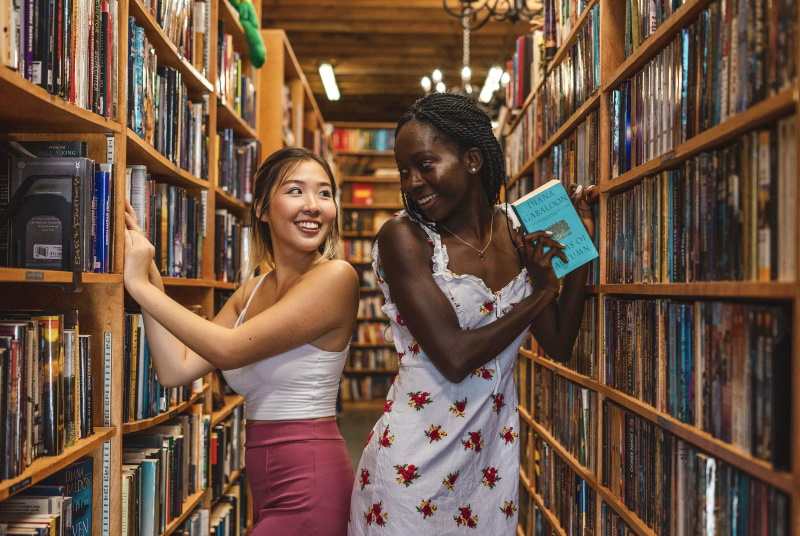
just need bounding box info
[510,179,598,278]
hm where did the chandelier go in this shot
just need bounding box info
[443,0,539,31]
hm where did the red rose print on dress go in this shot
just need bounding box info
[395,313,404,326]
[491,393,505,413]
[479,301,495,314]
[449,397,468,417]
[424,424,447,443]
[416,499,437,519]
[379,426,395,448]
[359,469,371,490]
[394,464,420,487]
[364,502,388,527]
[481,467,501,489]
[461,430,484,453]
[500,500,517,518]
[470,367,495,380]
[397,350,405,364]
[409,340,421,355]
[500,426,518,444]
[453,505,479,529]
[408,391,433,411]
[384,400,394,413]
[442,471,459,491]
[365,430,374,447]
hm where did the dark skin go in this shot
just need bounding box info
[377,119,596,383]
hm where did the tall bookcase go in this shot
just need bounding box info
[0,4,328,536]
[504,0,799,534]
[332,122,400,406]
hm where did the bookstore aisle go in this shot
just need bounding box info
[503,0,799,534]
[0,0,331,524]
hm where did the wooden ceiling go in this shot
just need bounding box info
[261,0,539,124]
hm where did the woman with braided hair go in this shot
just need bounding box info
[348,93,595,535]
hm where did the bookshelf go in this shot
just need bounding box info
[0,1,331,535]
[332,122,400,406]
[503,0,799,533]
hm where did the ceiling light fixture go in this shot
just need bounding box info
[443,0,539,31]
[479,65,504,103]
[318,63,340,101]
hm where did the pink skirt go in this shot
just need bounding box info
[245,419,354,535]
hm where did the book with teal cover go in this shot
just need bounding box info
[510,179,598,278]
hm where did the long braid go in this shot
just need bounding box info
[396,93,507,229]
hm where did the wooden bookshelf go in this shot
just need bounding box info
[121,384,209,434]
[504,0,800,533]
[212,394,246,427]
[126,128,210,188]
[161,489,207,536]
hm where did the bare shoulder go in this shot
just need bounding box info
[377,216,430,264]
[303,258,359,289]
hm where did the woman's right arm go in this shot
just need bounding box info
[377,218,559,383]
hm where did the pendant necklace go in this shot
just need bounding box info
[438,213,494,261]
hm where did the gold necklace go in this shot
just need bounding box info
[438,213,494,261]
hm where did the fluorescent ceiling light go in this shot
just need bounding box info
[319,63,340,101]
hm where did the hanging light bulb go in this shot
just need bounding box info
[436,81,446,93]
[432,69,443,83]
[421,76,432,92]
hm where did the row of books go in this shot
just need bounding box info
[217,131,258,204]
[128,19,211,180]
[341,209,393,235]
[533,434,597,535]
[138,0,209,76]
[0,142,113,273]
[343,182,402,206]
[533,364,598,473]
[348,347,398,372]
[0,310,94,480]
[505,31,543,111]
[171,473,248,535]
[600,502,637,536]
[534,109,599,189]
[0,457,93,536]
[602,399,789,535]
[209,405,244,502]
[544,0,594,63]
[357,295,383,319]
[217,24,256,128]
[344,239,374,264]
[607,119,796,283]
[610,0,797,177]
[122,408,210,535]
[332,128,395,153]
[0,0,118,118]
[126,166,207,279]
[602,297,790,467]
[123,312,201,423]
[623,0,685,56]
[339,375,392,402]
[213,209,246,283]
[352,321,389,347]
[537,4,600,144]
[355,268,378,290]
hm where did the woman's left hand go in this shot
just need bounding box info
[569,183,596,241]
[123,201,155,297]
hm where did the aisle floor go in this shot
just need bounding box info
[338,404,384,471]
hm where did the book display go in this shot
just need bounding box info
[503,0,798,533]
[333,122,401,405]
[0,2,327,535]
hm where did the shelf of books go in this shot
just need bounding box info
[333,122,401,406]
[503,0,798,533]
[0,0,278,530]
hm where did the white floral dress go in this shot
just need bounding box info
[348,211,531,535]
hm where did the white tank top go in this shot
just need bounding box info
[221,275,349,421]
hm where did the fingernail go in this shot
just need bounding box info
[546,231,553,235]
[575,185,583,194]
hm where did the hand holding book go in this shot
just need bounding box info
[512,229,567,292]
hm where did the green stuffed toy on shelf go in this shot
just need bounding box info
[229,0,266,68]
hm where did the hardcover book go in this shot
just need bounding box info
[509,179,598,279]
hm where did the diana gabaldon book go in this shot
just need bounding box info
[510,179,598,278]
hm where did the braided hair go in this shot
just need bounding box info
[396,93,506,228]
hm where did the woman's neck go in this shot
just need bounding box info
[269,248,324,293]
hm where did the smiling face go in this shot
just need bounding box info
[395,119,481,223]
[259,160,338,256]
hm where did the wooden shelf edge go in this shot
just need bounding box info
[526,481,568,536]
[213,281,239,290]
[0,68,123,133]
[528,354,795,494]
[160,488,207,536]
[598,281,795,299]
[506,0,600,136]
[217,98,259,139]
[126,129,209,188]
[0,269,122,285]
[604,0,717,91]
[0,428,116,501]
[211,394,244,426]
[534,91,602,162]
[212,468,244,506]
[218,0,247,52]
[602,89,796,194]
[129,0,213,93]
[122,386,208,434]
